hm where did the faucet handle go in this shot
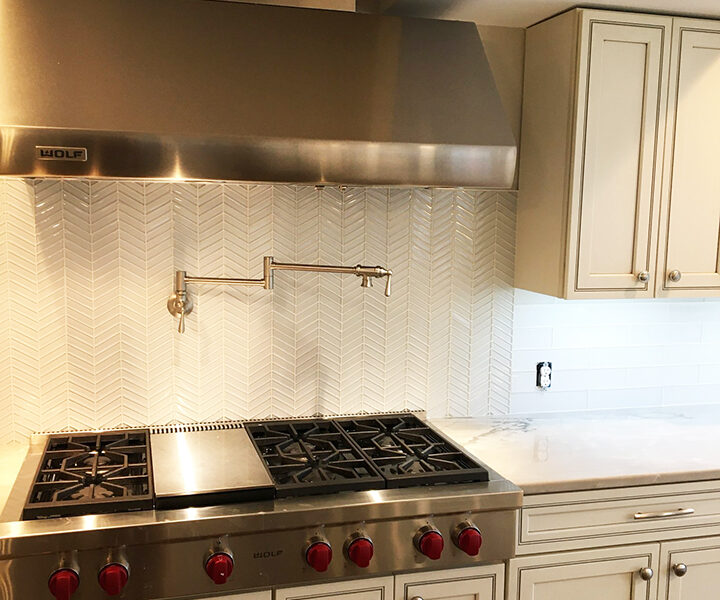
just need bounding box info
[384,270,392,297]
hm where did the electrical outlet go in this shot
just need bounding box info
[536,362,552,390]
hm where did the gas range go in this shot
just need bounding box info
[0,413,521,600]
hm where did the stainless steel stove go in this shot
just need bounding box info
[0,413,521,600]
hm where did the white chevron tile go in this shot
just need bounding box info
[295,185,322,416]
[270,185,297,417]
[428,189,453,418]
[340,187,366,414]
[2,181,42,441]
[171,183,201,423]
[316,186,343,415]
[405,188,432,413]
[247,185,274,419]
[488,192,516,415]
[0,179,518,439]
[197,182,226,422]
[385,189,411,414]
[222,183,250,420]
[34,179,70,432]
[92,180,123,429]
[63,180,95,429]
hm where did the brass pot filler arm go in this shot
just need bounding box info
[167,256,392,333]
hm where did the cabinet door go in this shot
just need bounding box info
[658,537,720,600]
[508,544,659,600]
[569,16,670,296]
[657,20,720,296]
[395,565,503,600]
[276,576,393,600]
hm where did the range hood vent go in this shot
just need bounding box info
[0,0,516,188]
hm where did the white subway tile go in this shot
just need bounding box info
[510,390,588,414]
[513,326,553,349]
[587,387,663,409]
[662,384,720,406]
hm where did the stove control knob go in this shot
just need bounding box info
[205,552,234,585]
[347,537,374,568]
[98,563,129,596]
[306,541,333,572]
[48,568,80,600]
[415,528,444,560]
[454,524,483,556]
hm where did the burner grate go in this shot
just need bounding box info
[244,420,384,497]
[23,430,153,520]
[336,414,489,487]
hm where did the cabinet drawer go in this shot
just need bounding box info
[521,491,720,544]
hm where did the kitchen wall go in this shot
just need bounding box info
[511,290,720,413]
[0,179,516,443]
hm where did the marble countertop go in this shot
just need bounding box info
[2,406,720,516]
[432,405,720,495]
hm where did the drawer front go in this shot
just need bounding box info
[521,492,720,544]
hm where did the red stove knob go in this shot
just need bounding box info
[98,563,128,596]
[456,526,483,556]
[417,530,444,560]
[205,552,234,585]
[306,541,333,572]
[48,568,79,600]
[347,537,374,568]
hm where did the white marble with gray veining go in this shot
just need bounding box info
[432,405,720,495]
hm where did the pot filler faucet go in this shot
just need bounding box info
[168,256,392,333]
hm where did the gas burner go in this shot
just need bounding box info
[23,430,153,520]
[337,414,489,487]
[244,420,384,497]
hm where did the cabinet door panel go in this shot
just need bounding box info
[395,565,503,600]
[573,20,667,293]
[659,538,720,600]
[276,576,393,600]
[659,22,720,294]
[508,544,659,600]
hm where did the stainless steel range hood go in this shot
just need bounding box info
[0,0,516,187]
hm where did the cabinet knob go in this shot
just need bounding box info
[410,597,424,600]
[673,563,688,577]
[637,271,650,282]
[668,270,682,282]
[639,567,654,581]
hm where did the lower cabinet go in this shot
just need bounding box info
[395,564,504,600]
[276,576,394,600]
[507,544,659,600]
[275,566,504,600]
[658,537,720,600]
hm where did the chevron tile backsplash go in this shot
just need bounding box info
[0,179,516,442]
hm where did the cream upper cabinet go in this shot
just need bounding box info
[508,544,659,600]
[516,9,672,298]
[658,538,720,600]
[656,19,720,296]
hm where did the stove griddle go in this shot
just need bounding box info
[244,420,385,497]
[336,414,489,487]
[22,430,153,520]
